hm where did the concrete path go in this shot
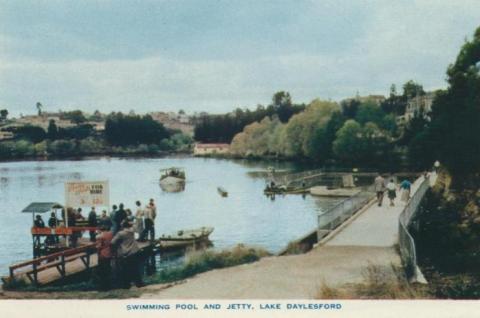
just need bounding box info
[141,246,400,299]
[142,175,431,299]
[326,177,424,247]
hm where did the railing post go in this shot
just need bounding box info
[32,263,38,286]
[60,254,66,278]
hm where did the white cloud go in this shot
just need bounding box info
[1,1,479,115]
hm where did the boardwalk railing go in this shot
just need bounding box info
[317,185,376,240]
[6,243,97,286]
[398,176,430,283]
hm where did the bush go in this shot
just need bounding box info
[146,245,270,284]
[13,140,35,157]
[48,139,77,156]
[78,137,104,154]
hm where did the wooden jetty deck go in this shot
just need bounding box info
[3,237,212,287]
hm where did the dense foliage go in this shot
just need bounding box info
[231,97,400,168]
[409,27,480,187]
[0,112,192,159]
[105,113,170,146]
[194,91,305,143]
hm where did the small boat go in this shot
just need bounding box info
[217,187,228,197]
[160,167,186,192]
[158,226,214,242]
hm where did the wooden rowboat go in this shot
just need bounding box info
[158,226,214,242]
[217,187,228,197]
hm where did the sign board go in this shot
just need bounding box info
[65,181,109,207]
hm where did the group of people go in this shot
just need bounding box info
[374,174,412,207]
[32,199,158,290]
[94,198,158,289]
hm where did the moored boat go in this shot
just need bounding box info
[217,187,228,197]
[158,226,214,242]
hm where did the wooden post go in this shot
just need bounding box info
[60,254,66,278]
[32,263,38,286]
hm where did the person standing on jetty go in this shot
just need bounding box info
[141,199,156,242]
[48,212,59,244]
[374,173,386,207]
[386,179,397,207]
[99,210,112,229]
[34,215,45,228]
[134,201,144,239]
[88,207,98,242]
[96,224,113,291]
[112,220,145,288]
[113,204,127,235]
[110,205,118,234]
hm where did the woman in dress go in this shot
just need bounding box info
[386,179,397,207]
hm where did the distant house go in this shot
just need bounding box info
[341,94,386,106]
[0,131,14,141]
[396,92,436,126]
[404,92,435,121]
[193,143,230,156]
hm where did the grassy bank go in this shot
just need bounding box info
[316,264,430,299]
[145,245,270,285]
[1,245,270,299]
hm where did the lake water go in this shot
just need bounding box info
[0,157,341,275]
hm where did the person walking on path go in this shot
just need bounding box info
[112,220,145,289]
[434,160,440,173]
[88,207,98,242]
[386,179,397,207]
[374,173,386,207]
[400,179,412,203]
[134,201,144,239]
[96,225,114,291]
[141,200,156,242]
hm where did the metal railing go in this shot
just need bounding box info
[317,185,376,240]
[398,176,431,283]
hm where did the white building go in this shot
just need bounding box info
[193,143,230,156]
[404,92,435,121]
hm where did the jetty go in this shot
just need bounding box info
[141,173,437,298]
[3,232,213,287]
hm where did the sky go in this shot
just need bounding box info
[0,0,479,117]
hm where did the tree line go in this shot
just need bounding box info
[0,112,193,158]
[193,91,306,143]
[230,99,398,169]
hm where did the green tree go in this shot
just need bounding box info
[333,120,363,165]
[355,102,385,125]
[62,110,87,124]
[105,113,170,146]
[402,80,425,99]
[15,125,46,143]
[419,26,480,187]
[36,102,43,116]
[340,99,360,119]
[284,99,339,158]
[0,109,8,121]
[47,119,58,140]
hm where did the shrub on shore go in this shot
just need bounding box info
[316,264,429,299]
[146,245,270,285]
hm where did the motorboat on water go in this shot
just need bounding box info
[159,167,186,192]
